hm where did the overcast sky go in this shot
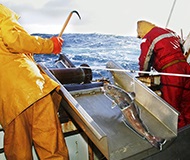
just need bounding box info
[2,0,190,38]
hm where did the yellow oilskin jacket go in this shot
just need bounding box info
[0,4,60,128]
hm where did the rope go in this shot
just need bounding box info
[165,0,177,28]
[80,66,190,78]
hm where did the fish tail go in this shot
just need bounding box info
[145,134,166,150]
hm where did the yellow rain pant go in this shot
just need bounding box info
[3,94,69,160]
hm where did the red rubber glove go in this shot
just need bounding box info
[50,36,64,54]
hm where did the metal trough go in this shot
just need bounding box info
[106,60,179,137]
[40,62,179,160]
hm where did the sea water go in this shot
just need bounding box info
[34,33,141,79]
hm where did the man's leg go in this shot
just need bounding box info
[4,110,33,160]
[32,94,69,160]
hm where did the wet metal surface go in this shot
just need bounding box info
[40,62,178,160]
[70,87,176,160]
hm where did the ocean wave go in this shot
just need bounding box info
[34,33,141,79]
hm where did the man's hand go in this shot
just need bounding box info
[51,37,64,54]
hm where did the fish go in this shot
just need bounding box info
[102,83,166,150]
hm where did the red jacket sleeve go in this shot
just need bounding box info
[138,38,151,71]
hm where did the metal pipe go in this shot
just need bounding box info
[50,66,92,84]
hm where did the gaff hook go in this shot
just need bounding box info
[58,10,81,37]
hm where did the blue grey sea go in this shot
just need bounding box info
[34,33,141,79]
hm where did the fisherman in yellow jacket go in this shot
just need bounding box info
[0,4,69,159]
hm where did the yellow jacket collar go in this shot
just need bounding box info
[0,4,20,20]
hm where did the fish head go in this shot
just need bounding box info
[103,83,116,95]
[102,84,118,100]
[103,83,111,91]
[103,84,136,103]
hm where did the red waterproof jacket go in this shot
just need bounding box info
[139,27,185,72]
[139,26,190,128]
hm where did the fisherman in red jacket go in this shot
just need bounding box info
[137,20,190,129]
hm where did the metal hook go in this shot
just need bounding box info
[58,10,81,37]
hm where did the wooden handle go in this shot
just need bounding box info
[58,10,81,37]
